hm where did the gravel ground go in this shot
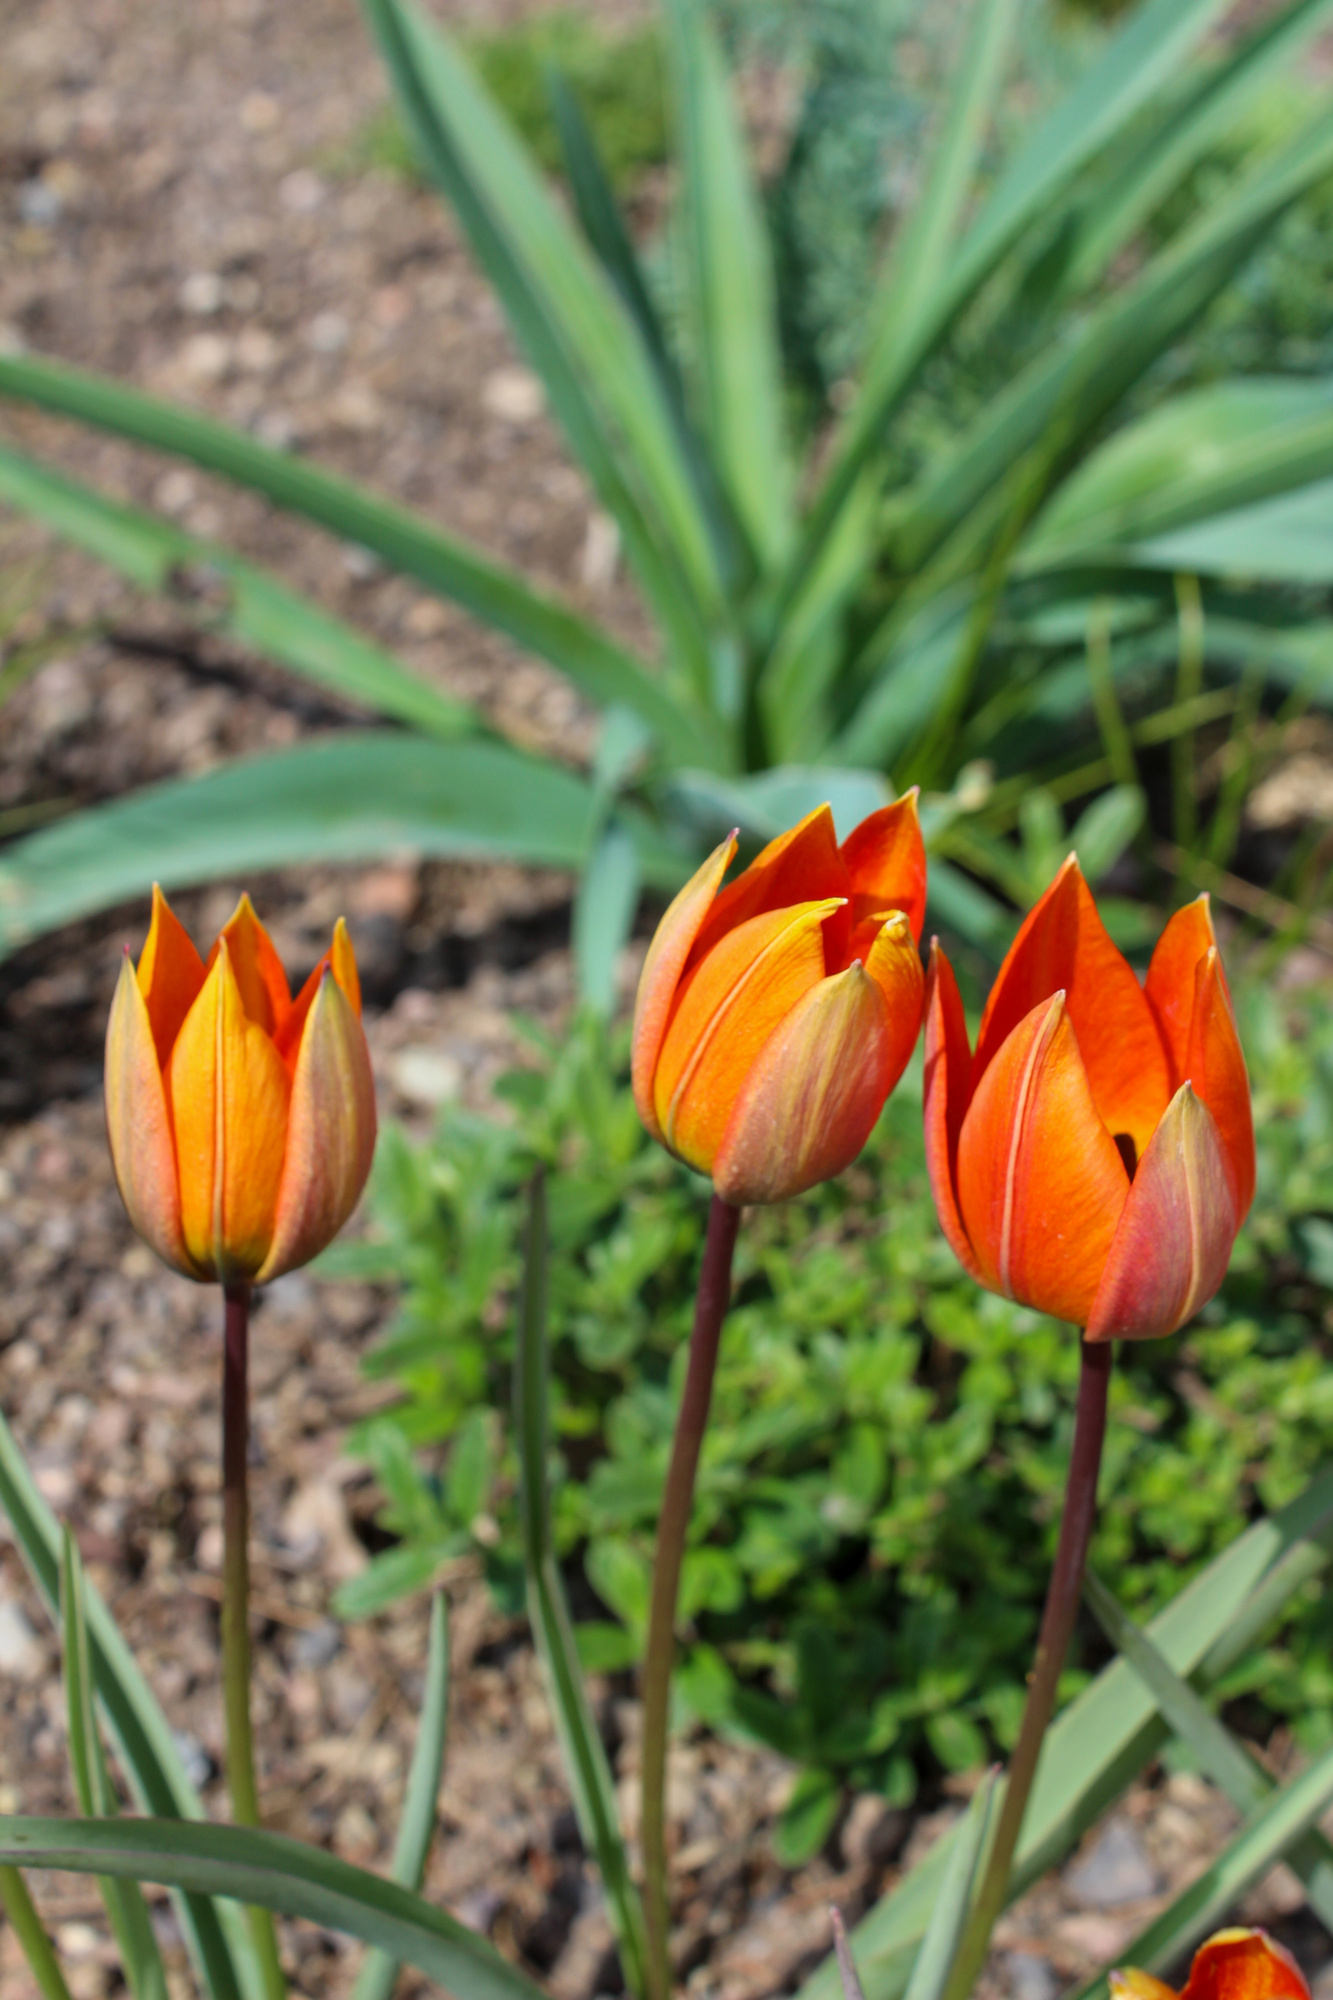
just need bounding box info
[3,0,1333,1995]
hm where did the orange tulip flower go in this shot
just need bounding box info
[1111,1928,1309,2000]
[923,857,1254,1338]
[106,886,377,1284]
[632,798,927,1204]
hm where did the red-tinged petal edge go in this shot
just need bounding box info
[631,833,736,1144]
[686,805,850,973]
[862,912,925,1093]
[1186,946,1256,1220]
[136,884,206,1069]
[1144,893,1217,1088]
[839,790,927,945]
[1178,1930,1311,2000]
[258,969,377,1282]
[712,961,891,1204]
[922,941,982,1280]
[105,954,197,1279]
[205,891,291,1036]
[1086,1083,1238,1342]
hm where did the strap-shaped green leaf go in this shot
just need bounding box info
[0,443,473,742]
[664,0,789,568]
[0,1819,547,2000]
[61,1532,170,2000]
[902,1772,997,2000]
[514,1174,649,1996]
[362,0,725,696]
[0,351,703,764]
[351,1594,450,2000]
[0,731,688,959]
[0,1412,257,2000]
[0,1868,74,2000]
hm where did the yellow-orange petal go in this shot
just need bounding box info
[862,911,925,1090]
[1086,1083,1239,1342]
[958,993,1129,1325]
[167,940,291,1281]
[135,884,206,1069]
[1185,947,1255,1220]
[973,856,1172,1161]
[712,961,891,1203]
[105,953,195,1278]
[839,790,927,945]
[686,804,851,972]
[922,940,982,1280]
[1144,894,1218,1088]
[631,833,737,1144]
[276,918,365,1070]
[1177,1930,1310,2000]
[258,969,377,1281]
[1110,1972,1179,2000]
[331,916,361,1015]
[205,892,291,1036]
[658,899,839,1174]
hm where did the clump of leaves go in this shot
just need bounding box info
[328,976,1333,1861]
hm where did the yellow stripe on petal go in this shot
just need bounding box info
[105,953,195,1278]
[631,832,736,1144]
[331,916,362,1015]
[712,961,891,1204]
[258,970,377,1282]
[206,892,291,1035]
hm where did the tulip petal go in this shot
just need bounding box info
[168,941,291,1281]
[276,918,365,1069]
[105,953,195,1278]
[1086,1083,1238,1341]
[1144,894,1218,1087]
[631,832,737,1143]
[922,941,982,1280]
[686,804,852,972]
[973,856,1171,1160]
[862,912,925,1090]
[958,993,1129,1325]
[1178,1930,1309,2000]
[259,969,377,1282]
[206,892,291,1036]
[712,962,891,1203]
[135,884,205,1068]
[1185,947,1255,1219]
[1110,1973,1178,2000]
[839,790,927,945]
[658,899,839,1174]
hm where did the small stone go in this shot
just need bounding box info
[279,169,325,213]
[180,332,232,383]
[482,365,544,424]
[308,309,349,354]
[1006,1954,1059,2000]
[292,1621,342,1670]
[0,1601,41,1679]
[1065,1818,1160,1908]
[239,90,281,133]
[388,1046,463,1108]
[172,1730,215,1790]
[18,178,62,227]
[180,271,224,315]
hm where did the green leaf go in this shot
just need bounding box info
[1134,479,1333,585]
[1068,785,1145,884]
[513,1174,649,1995]
[924,1713,988,1777]
[351,1593,450,2000]
[334,1545,458,1622]
[1071,1730,1333,2000]
[362,0,724,696]
[902,1770,997,2000]
[1082,1569,1333,1931]
[0,1410,257,2000]
[0,353,702,761]
[0,1868,75,2000]
[0,1818,547,2000]
[0,732,686,959]
[574,820,641,1019]
[664,0,789,567]
[61,1532,170,2000]
[774,1768,841,1868]
[0,442,473,741]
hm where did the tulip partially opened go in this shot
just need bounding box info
[633,798,927,1204]
[1112,1929,1309,2000]
[106,887,377,1284]
[923,858,1254,1338]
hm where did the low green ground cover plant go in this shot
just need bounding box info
[329,973,1333,1861]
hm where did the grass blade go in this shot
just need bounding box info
[903,1772,998,2000]
[0,1818,547,2000]
[0,1868,75,2000]
[665,0,789,567]
[1083,1569,1333,1930]
[0,352,704,763]
[0,731,688,959]
[61,1531,171,2000]
[514,1173,649,1996]
[1070,1733,1333,2000]
[573,819,641,1018]
[0,442,474,742]
[350,1593,450,2000]
[0,1412,255,2000]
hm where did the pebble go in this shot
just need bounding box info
[0,1601,41,1679]
[1065,1817,1160,1907]
[482,365,545,424]
[1006,1954,1059,2000]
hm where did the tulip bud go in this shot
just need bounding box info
[923,857,1254,1339]
[632,799,927,1204]
[1112,1929,1309,2000]
[105,886,377,1284]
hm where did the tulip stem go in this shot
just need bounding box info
[640,1195,742,2000]
[941,1335,1113,2000]
[221,1283,287,2000]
